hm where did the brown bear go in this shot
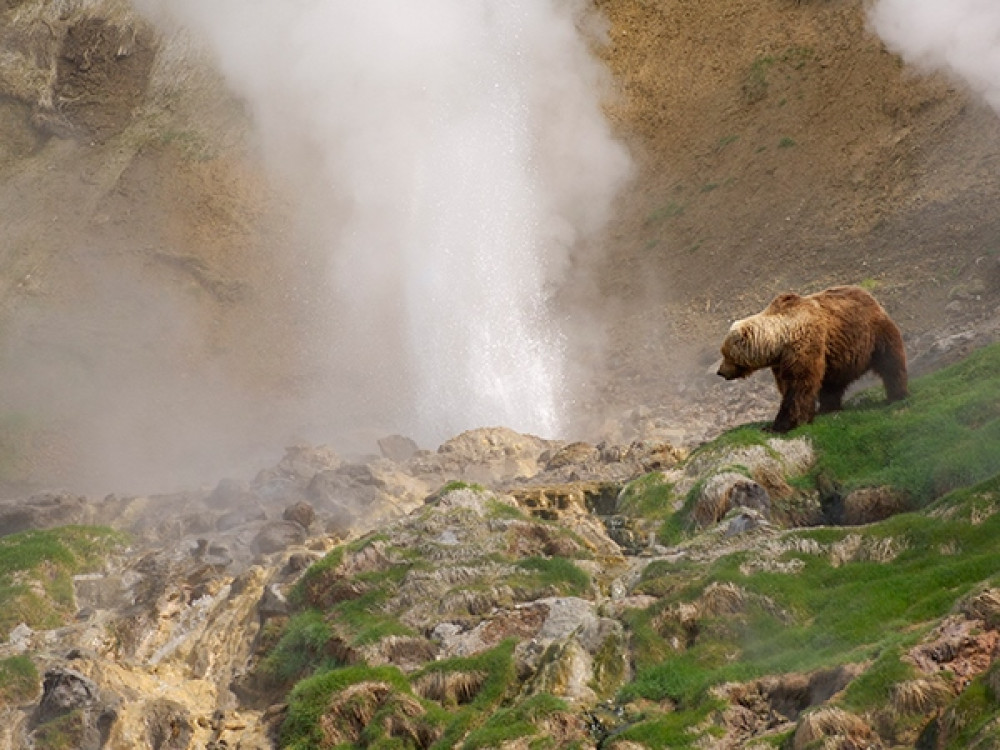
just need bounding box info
[717,285,908,432]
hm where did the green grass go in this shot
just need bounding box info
[618,472,677,520]
[486,499,526,520]
[32,709,86,750]
[259,611,335,684]
[423,641,518,749]
[280,664,415,749]
[265,344,1000,748]
[510,556,590,597]
[623,473,1000,723]
[655,481,707,545]
[840,644,915,712]
[438,480,487,496]
[288,546,345,607]
[938,678,1000,749]
[331,586,416,646]
[279,641,522,750]
[461,693,567,749]
[645,202,685,227]
[0,526,127,639]
[610,700,722,749]
[743,55,774,103]
[799,343,1000,505]
[0,655,38,704]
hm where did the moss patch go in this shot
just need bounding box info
[0,526,127,639]
[0,655,38,704]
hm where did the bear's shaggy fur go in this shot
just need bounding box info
[717,285,908,432]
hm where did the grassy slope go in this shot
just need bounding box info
[0,526,127,640]
[270,343,1000,749]
[620,343,1000,747]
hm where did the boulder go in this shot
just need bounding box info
[282,500,316,529]
[378,434,420,462]
[0,493,91,537]
[31,667,117,750]
[252,520,306,555]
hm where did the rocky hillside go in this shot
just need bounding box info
[2,343,1000,749]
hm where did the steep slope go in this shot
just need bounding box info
[588,0,1000,414]
[0,0,998,491]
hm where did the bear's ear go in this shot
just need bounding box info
[767,292,801,313]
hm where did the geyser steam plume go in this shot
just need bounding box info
[139,1,631,445]
[869,0,1000,114]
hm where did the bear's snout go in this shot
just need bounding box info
[717,360,743,380]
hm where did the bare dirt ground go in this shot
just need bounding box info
[583,0,1000,426]
[1,0,999,495]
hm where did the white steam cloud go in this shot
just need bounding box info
[870,0,1000,113]
[138,0,631,446]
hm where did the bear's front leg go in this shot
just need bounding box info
[771,368,820,432]
[772,391,800,432]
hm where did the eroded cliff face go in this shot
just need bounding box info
[0,0,334,497]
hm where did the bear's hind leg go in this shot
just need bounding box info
[817,383,846,414]
[872,330,909,402]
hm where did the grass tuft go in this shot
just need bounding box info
[0,526,127,639]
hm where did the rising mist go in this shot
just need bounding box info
[870,0,1000,114]
[137,0,632,448]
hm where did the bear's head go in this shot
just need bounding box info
[717,317,781,379]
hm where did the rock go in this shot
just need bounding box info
[31,667,117,750]
[545,441,599,470]
[0,493,91,537]
[694,473,771,527]
[532,597,621,655]
[144,698,193,750]
[415,427,555,485]
[257,444,342,484]
[726,509,768,536]
[252,521,306,555]
[508,481,617,520]
[929,330,977,357]
[523,637,599,704]
[842,486,910,525]
[282,500,316,529]
[207,478,256,508]
[258,584,289,621]
[8,622,34,653]
[74,573,129,611]
[216,505,267,532]
[284,551,320,575]
[792,706,879,750]
[34,667,100,723]
[629,440,686,471]
[378,434,419,462]
[307,468,374,506]
[729,479,771,516]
